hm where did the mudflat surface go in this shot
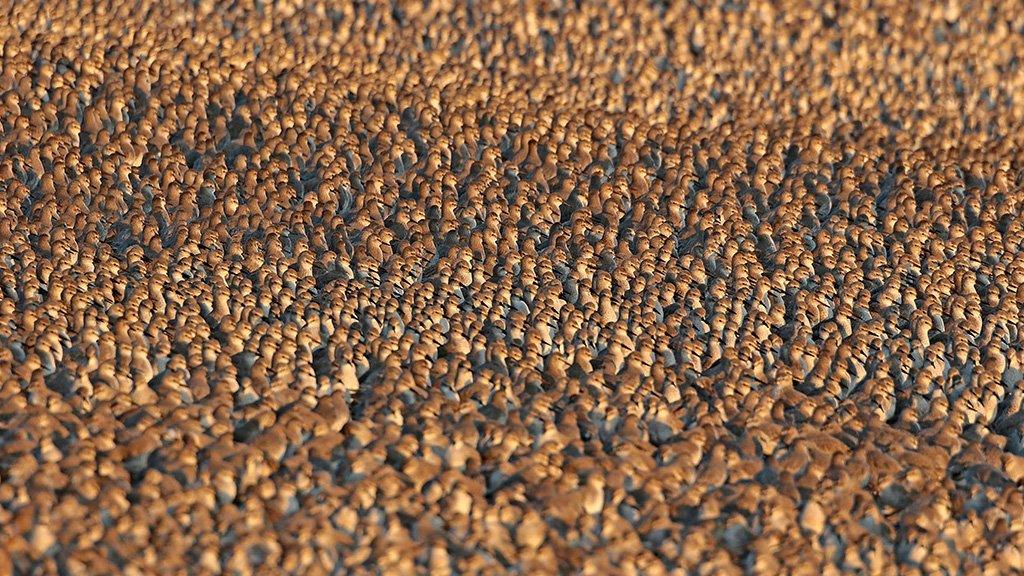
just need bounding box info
[2,1,1024,574]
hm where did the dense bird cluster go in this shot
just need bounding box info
[3,0,1024,573]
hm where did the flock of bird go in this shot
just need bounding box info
[2,0,1024,573]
